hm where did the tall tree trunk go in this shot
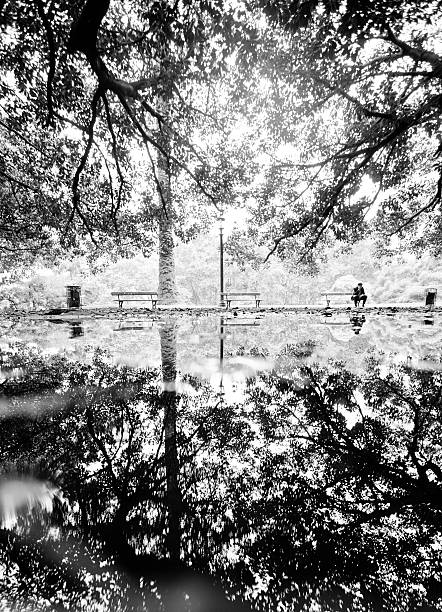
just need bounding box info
[156,95,178,305]
[159,319,181,561]
[158,209,177,305]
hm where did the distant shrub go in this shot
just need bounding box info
[403,288,423,302]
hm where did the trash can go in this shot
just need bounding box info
[66,285,81,309]
[425,287,437,308]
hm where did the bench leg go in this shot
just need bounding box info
[227,301,231,309]
[152,300,157,309]
[326,299,330,308]
[118,300,123,309]
[256,300,261,307]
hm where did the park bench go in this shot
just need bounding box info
[320,291,353,307]
[221,292,261,309]
[111,291,158,309]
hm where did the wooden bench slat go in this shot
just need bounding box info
[321,290,364,307]
[221,292,260,296]
[111,292,158,296]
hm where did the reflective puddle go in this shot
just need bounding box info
[0,312,441,610]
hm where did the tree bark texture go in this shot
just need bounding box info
[157,206,177,305]
[156,94,178,305]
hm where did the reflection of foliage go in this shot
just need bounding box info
[249,346,270,358]
[0,345,250,610]
[2,346,442,610]
[185,358,442,611]
[0,346,163,608]
[280,340,316,359]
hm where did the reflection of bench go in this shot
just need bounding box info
[223,320,261,327]
[111,291,158,309]
[114,320,156,331]
[114,325,150,331]
[320,292,352,307]
[321,320,350,326]
[222,292,261,309]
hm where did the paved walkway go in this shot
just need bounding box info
[9,302,439,321]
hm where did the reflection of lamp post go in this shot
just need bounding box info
[219,315,225,399]
[219,213,225,307]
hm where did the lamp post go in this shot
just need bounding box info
[219,213,225,307]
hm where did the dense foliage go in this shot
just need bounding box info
[0,1,258,263]
[228,0,442,259]
[2,0,441,269]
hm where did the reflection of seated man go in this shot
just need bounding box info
[350,313,366,334]
[351,283,367,307]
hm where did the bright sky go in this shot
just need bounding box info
[207,206,249,237]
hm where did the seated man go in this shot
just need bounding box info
[354,282,367,307]
[351,286,358,306]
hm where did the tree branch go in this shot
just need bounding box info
[390,169,442,235]
[68,0,221,212]
[64,88,102,245]
[35,0,57,126]
[384,25,442,75]
[102,92,125,220]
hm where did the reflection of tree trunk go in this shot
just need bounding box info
[159,320,181,562]
[190,280,200,305]
[157,96,177,305]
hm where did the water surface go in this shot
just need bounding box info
[0,312,441,611]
